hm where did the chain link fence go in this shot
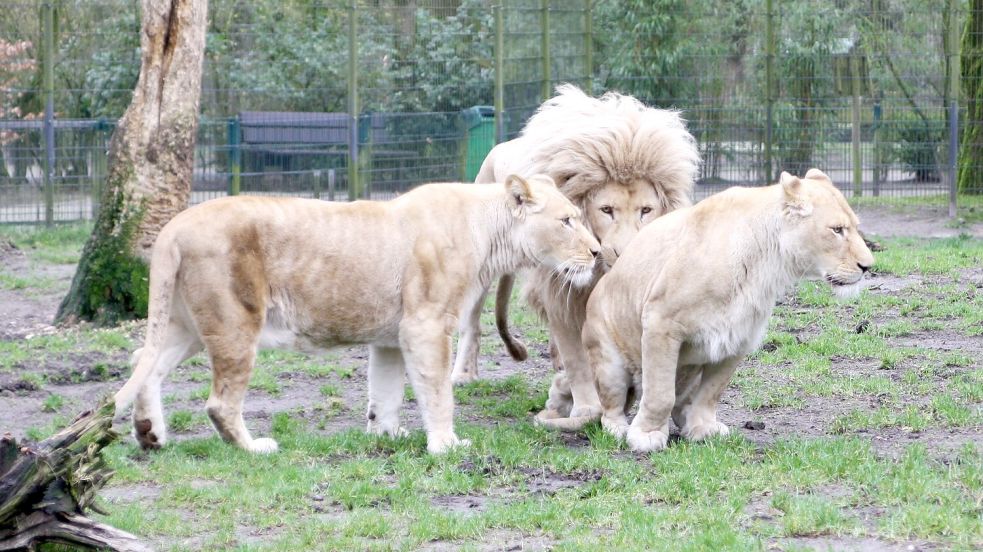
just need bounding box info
[0,0,979,224]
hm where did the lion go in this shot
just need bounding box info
[113,175,601,455]
[582,169,875,452]
[449,84,700,432]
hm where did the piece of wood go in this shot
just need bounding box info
[0,397,150,551]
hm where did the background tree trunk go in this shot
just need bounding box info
[958,0,982,195]
[56,0,208,325]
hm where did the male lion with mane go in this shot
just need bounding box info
[583,169,875,452]
[450,85,700,431]
[113,175,600,455]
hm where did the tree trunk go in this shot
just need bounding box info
[958,0,983,195]
[0,398,151,551]
[56,0,208,325]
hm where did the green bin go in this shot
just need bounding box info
[462,106,496,182]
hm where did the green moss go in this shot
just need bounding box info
[55,176,150,326]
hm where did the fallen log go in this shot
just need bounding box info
[0,397,150,551]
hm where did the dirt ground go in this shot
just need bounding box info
[0,204,980,551]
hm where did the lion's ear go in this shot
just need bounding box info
[505,174,537,213]
[804,168,831,182]
[781,171,813,217]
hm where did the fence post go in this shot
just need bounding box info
[947,0,960,217]
[851,53,863,197]
[494,5,505,143]
[41,1,55,226]
[584,0,592,93]
[541,0,551,101]
[764,0,775,185]
[328,168,336,202]
[347,0,361,201]
[313,170,321,200]
[91,119,109,219]
[872,100,881,197]
[226,116,240,196]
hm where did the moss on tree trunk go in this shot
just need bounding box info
[55,182,150,326]
[958,0,983,195]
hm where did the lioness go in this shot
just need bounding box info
[451,85,699,433]
[583,169,874,452]
[114,175,600,455]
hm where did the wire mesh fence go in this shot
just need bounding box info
[0,0,980,224]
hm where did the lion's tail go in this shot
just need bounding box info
[113,231,181,414]
[494,274,528,361]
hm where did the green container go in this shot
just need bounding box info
[462,106,496,182]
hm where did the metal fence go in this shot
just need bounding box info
[0,0,979,224]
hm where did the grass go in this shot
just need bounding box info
[4,225,981,549]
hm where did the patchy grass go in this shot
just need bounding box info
[3,227,981,550]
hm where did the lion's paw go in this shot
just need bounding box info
[367,423,409,439]
[427,434,470,455]
[451,369,478,386]
[626,427,669,453]
[601,416,630,440]
[248,437,279,454]
[569,404,602,421]
[682,420,729,442]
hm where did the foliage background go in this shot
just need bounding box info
[0,0,979,223]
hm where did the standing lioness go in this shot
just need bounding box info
[114,175,600,454]
[584,169,874,452]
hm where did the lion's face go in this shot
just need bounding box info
[784,170,875,299]
[583,179,665,267]
[510,175,601,288]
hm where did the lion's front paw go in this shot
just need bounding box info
[682,420,729,442]
[248,437,279,454]
[569,404,602,421]
[427,434,470,455]
[367,423,408,439]
[626,426,669,452]
[601,415,630,440]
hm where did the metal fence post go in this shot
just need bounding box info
[764,0,775,185]
[947,0,960,217]
[42,1,55,226]
[872,100,881,197]
[226,116,241,196]
[91,118,109,219]
[584,0,593,93]
[851,53,863,197]
[347,0,361,201]
[494,4,505,143]
[541,0,551,101]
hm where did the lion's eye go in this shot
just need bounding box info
[561,217,572,227]
[831,226,845,235]
[640,206,653,216]
[600,206,613,215]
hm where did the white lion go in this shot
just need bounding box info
[450,85,700,432]
[583,170,875,452]
[113,175,600,455]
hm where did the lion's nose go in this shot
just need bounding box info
[858,263,871,273]
[590,248,600,259]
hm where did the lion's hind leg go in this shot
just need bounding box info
[451,287,487,385]
[584,323,631,440]
[132,319,203,449]
[204,346,278,453]
[367,345,408,438]
[679,356,739,443]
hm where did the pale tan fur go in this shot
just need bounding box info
[450,85,699,433]
[583,169,875,452]
[114,175,600,455]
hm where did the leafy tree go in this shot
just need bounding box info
[958,0,982,194]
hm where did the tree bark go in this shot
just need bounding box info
[56,0,208,325]
[959,0,983,195]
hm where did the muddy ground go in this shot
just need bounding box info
[0,204,980,550]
